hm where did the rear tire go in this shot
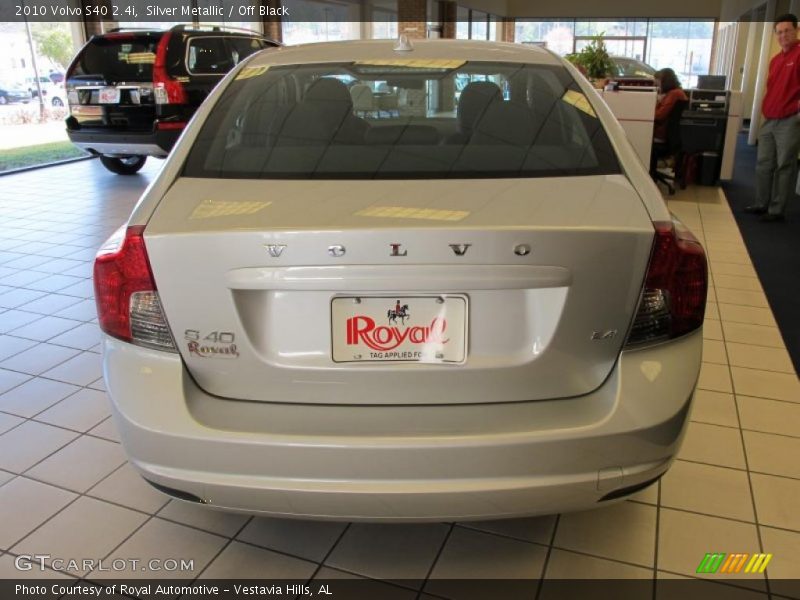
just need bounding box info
[100,155,147,175]
[51,97,64,107]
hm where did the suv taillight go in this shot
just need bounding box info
[625,219,707,347]
[153,31,187,105]
[94,225,176,352]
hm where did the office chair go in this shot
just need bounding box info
[650,98,689,195]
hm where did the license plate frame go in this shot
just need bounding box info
[98,87,120,104]
[331,295,468,364]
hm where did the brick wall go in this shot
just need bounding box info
[260,0,283,43]
[398,0,428,39]
[502,17,515,43]
[440,1,457,39]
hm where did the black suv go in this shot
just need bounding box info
[65,24,278,174]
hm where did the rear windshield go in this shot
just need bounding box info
[183,60,621,179]
[70,34,162,81]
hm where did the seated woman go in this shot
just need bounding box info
[653,68,688,142]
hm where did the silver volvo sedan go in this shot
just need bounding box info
[94,39,707,521]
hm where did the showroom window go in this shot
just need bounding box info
[455,6,498,41]
[515,18,715,86]
[0,21,88,174]
[371,8,398,39]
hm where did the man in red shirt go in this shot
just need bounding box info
[749,13,800,222]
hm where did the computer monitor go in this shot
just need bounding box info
[697,75,727,90]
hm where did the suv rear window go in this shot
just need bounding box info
[187,37,233,74]
[70,34,162,81]
[183,60,621,179]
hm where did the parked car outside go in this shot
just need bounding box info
[611,56,657,80]
[24,75,57,98]
[95,39,707,522]
[0,84,32,105]
[65,24,279,175]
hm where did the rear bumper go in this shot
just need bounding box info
[103,331,702,521]
[67,125,180,158]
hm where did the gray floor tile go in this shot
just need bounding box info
[428,526,547,580]
[35,388,110,432]
[326,523,450,586]
[8,316,82,342]
[89,463,170,514]
[0,335,38,362]
[743,431,800,479]
[0,270,49,288]
[29,259,85,276]
[0,344,80,376]
[0,470,14,486]
[48,322,101,350]
[678,421,747,470]
[41,351,102,386]
[26,435,126,492]
[95,518,227,579]
[21,293,83,316]
[57,279,95,299]
[737,395,800,438]
[544,548,653,578]
[0,420,77,473]
[54,299,98,322]
[0,377,80,418]
[554,501,657,567]
[0,477,77,550]
[0,368,32,395]
[157,500,249,538]
[0,288,47,309]
[690,390,739,428]
[88,416,121,443]
[199,540,317,580]
[0,310,42,334]
[237,516,346,562]
[24,275,85,294]
[457,515,556,545]
[0,413,24,435]
[750,473,800,532]
[660,460,754,522]
[10,496,148,576]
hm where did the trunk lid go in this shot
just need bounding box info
[145,175,655,405]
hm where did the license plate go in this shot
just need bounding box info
[98,87,120,104]
[331,295,468,363]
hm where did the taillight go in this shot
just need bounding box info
[625,219,707,347]
[94,225,176,352]
[153,32,187,105]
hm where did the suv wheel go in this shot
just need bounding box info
[51,97,64,107]
[100,155,147,175]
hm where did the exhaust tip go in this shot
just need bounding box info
[598,475,662,502]
[143,478,209,504]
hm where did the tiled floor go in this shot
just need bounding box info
[0,160,798,596]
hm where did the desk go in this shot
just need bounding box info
[598,89,656,168]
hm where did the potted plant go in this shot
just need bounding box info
[567,34,616,89]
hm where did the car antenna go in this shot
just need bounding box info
[393,34,414,52]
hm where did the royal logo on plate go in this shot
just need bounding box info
[331,296,467,363]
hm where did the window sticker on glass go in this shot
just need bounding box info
[561,90,596,117]
[235,65,270,80]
